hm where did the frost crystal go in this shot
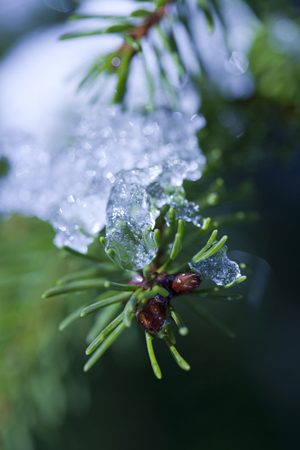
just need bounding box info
[188,243,241,286]
[0,108,206,256]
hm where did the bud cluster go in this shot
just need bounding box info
[132,271,201,336]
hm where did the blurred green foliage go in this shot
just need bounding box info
[249,23,300,106]
[0,216,91,449]
[200,19,300,173]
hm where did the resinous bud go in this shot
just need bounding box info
[137,295,168,334]
[171,273,201,294]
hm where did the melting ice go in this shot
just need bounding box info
[189,243,241,286]
[0,108,206,261]
[165,199,201,228]
[106,160,203,271]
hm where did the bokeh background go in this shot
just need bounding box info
[1,1,300,449]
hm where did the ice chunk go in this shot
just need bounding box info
[188,243,241,286]
[105,162,203,271]
[0,107,206,255]
[165,199,202,227]
[105,168,159,271]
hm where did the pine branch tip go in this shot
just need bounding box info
[155,371,162,380]
[179,328,189,336]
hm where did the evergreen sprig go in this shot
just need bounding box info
[43,194,251,378]
[62,0,217,103]
[40,0,258,380]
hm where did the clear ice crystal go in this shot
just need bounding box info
[165,199,202,227]
[105,168,159,271]
[188,243,241,286]
[105,161,202,271]
[0,107,206,257]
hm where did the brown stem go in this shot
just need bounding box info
[112,6,167,67]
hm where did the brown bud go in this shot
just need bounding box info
[155,272,175,293]
[171,273,201,295]
[137,295,168,334]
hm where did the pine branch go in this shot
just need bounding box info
[43,206,248,378]
[62,0,219,103]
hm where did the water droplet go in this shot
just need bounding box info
[112,57,120,67]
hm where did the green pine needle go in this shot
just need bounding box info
[59,305,86,331]
[84,323,126,372]
[123,288,143,327]
[145,333,162,380]
[158,219,186,272]
[164,336,191,371]
[86,303,123,343]
[195,276,247,294]
[56,264,119,285]
[42,278,107,298]
[86,312,124,355]
[169,306,189,336]
[80,292,130,316]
